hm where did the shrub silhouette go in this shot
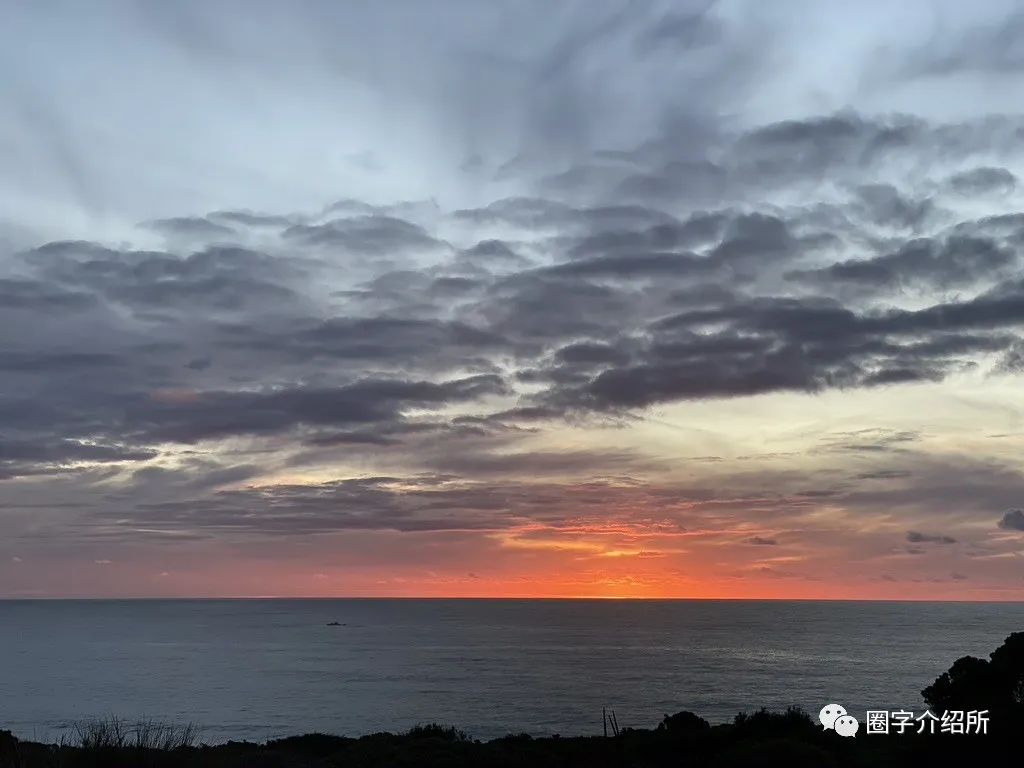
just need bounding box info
[922,631,1024,726]
[731,707,815,739]
[658,710,711,735]
[406,723,471,742]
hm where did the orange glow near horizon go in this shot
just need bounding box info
[6,521,1024,601]
[5,462,1024,602]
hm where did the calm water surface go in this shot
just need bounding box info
[2,599,1022,742]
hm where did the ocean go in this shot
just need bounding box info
[2,599,1022,743]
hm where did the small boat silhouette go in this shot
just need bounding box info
[326,621,344,626]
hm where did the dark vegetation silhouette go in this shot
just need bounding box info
[922,631,1024,725]
[2,633,1021,767]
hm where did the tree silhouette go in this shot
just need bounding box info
[923,631,1024,725]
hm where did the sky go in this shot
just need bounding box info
[2,0,1024,599]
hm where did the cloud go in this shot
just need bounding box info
[5,110,1024,538]
[948,167,1016,196]
[284,317,508,369]
[99,475,692,538]
[998,509,1024,531]
[0,438,157,481]
[906,531,957,544]
[127,374,510,444]
[854,470,913,480]
[25,241,300,312]
[283,215,444,255]
[146,217,237,240]
[787,234,1015,291]
[0,277,97,311]
[5,1,1024,597]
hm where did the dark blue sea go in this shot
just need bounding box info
[2,599,1022,743]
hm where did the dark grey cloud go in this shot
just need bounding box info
[283,215,444,255]
[734,113,919,177]
[565,211,727,258]
[208,210,296,229]
[98,475,650,537]
[526,285,1019,410]
[0,277,98,311]
[555,341,632,367]
[854,470,913,481]
[998,509,1024,531]
[787,234,1015,291]
[457,239,531,268]
[24,241,300,313]
[0,438,157,480]
[0,351,121,373]
[275,316,509,371]
[565,341,824,407]
[849,184,934,231]
[540,250,707,280]
[731,113,1024,184]
[454,197,575,228]
[906,530,957,544]
[430,276,481,295]
[146,216,237,239]
[436,178,1024,411]
[947,167,1017,196]
[552,111,1024,217]
[472,272,640,344]
[123,374,509,444]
